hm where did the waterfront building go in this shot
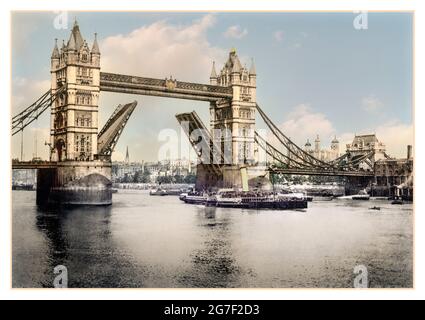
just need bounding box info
[373,145,413,199]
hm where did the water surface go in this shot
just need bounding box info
[12,190,413,288]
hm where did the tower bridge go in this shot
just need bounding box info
[12,20,385,205]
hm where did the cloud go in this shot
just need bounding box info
[267,104,413,159]
[273,30,284,42]
[375,121,413,158]
[101,14,226,82]
[12,77,50,112]
[223,25,248,39]
[362,95,383,113]
[274,104,336,147]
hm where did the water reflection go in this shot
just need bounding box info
[33,205,141,287]
[178,206,243,288]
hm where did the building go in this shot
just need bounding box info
[304,135,340,162]
[209,49,257,164]
[346,133,387,163]
[50,19,100,162]
[373,145,413,199]
[112,158,197,183]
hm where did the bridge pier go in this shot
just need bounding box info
[36,161,112,206]
[195,164,270,191]
[344,175,375,195]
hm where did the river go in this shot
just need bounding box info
[12,190,413,288]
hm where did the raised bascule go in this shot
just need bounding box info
[12,21,399,205]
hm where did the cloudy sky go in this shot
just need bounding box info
[11,12,413,161]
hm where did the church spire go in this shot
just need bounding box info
[125,146,130,164]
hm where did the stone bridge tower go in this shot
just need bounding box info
[50,20,100,162]
[201,49,266,190]
[39,20,111,205]
[209,49,257,165]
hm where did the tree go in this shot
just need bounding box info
[173,175,184,183]
[157,175,172,184]
[183,174,196,184]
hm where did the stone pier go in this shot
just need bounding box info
[36,160,112,206]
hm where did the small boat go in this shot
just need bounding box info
[184,191,207,204]
[369,206,381,210]
[391,200,403,205]
[352,194,370,200]
[337,189,370,200]
[149,188,168,196]
[311,196,333,201]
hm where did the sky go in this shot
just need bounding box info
[11,11,413,161]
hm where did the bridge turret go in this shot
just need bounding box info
[51,39,60,69]
[91,33,100,67]
[249,58,256,83]
[209,61,217,85]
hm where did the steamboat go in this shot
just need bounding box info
[180,189,308,210]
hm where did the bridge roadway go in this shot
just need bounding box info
[99,72,233,102]
[12,161,57,170]
[12,161,375,178]
[268,167,375,177]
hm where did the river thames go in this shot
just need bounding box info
[12,190,413,288]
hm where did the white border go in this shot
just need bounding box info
[1,0,423,300]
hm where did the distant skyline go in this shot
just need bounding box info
[11,12,413,161]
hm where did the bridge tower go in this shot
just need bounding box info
[37,21,112,205]
[200,49,267,190]
[50,20,100,162]
[209,49,257,165]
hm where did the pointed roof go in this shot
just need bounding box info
[91,33,100,54]
[223,48,243,74]
[232,57,242,73]
[332,136,339,143]
[67,32,76,50]
[210,61,217,78]
[67,19,85,51]
[51,39,60,59]
[249,58,256,75]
